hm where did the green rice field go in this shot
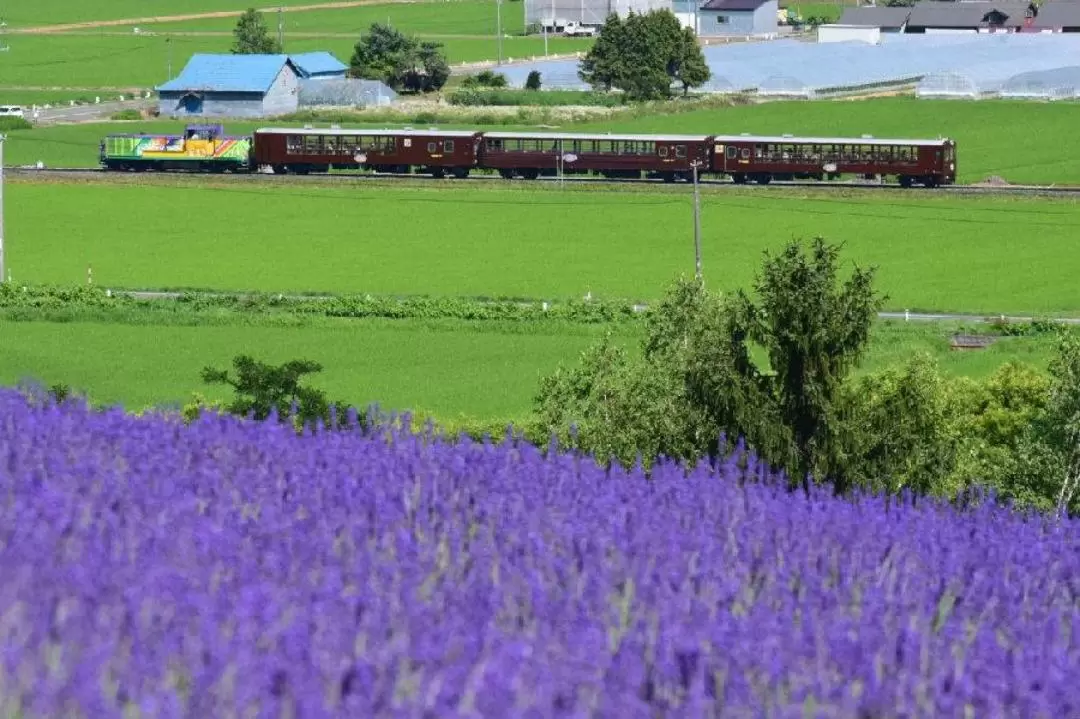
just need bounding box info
[0,314,1061,418]
[6,176,1080,315]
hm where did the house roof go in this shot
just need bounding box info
[907,1,1034,28]
[289,51,347,76]
[701,0,771,11]
[836,6,913,27]
[156,54,298,93]
[1032,0,1080,28]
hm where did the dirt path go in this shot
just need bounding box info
[12,0,425,34]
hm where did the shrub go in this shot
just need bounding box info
[525,70,542,91]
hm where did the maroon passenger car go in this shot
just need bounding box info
[709,134,956,187]
[478,132,711,180]
[252,127,482,177]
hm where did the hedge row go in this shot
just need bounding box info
[0,284,648,324]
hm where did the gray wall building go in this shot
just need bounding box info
[156,54,303,118]
[698,0,778,35]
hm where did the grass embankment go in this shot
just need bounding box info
[7,176,1080,315]
[0,304,1065,421]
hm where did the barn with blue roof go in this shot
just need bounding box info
[156,54,306,118]
[290,51,348,80]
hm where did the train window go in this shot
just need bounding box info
[659,146,669,158]
[304,135,321,153]
[339,137,357,155]
[324,137,339,154]
[740,148,750,160]
[675,145,687,158]
[427,142,437,153]
[726,146,737,160]
[485,138,503,151]
[444,140,455,153]
[286,135,302,154]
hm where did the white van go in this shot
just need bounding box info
[0,105,25,117]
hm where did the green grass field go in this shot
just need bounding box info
[583,98,1080,185]
[7,177,1080,315]
[4,0,482,28]
[0,314,1062,418]
[0,32,579,89]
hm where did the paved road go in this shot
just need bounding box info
[117,289,1080,325]
[29,98,153,125]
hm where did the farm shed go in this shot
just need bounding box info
[290,51,348,80]
[1031,1,1080,32]
[835,6,912,32]
[816,25,883,43]
[904,1,1036,33]
[698,0,779,36]
[156,54,302,118]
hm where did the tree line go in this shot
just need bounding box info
[232,7,710,99]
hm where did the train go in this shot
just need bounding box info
[99,123,957,188]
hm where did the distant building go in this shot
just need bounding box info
[524,0,670,29]
[697,0,779,35]
[290,51,349,80]
[904,1,1036,33]
[836,6,913,32]
[156,54,302,118]
[1030,0,1080,32]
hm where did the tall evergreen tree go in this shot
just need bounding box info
[231,9,282,54]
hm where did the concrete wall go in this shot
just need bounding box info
[817,24,882,43]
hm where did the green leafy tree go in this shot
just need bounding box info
[348,23,448,93]
[200,355,355,431]
[525,70,542,91]
[579,10,710,100]
[837,353,958,497]
[578,13,626,92]
[671,26,710,96]
[231,9,282,55]
[689,238,883,492]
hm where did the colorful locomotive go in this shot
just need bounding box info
[99,124,252,172]
[100,124,957,188]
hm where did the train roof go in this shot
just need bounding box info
[254,127,479,138]
[711,134,953,146]
[480,131,711,143]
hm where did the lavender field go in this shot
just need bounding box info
[1,387,1078,717]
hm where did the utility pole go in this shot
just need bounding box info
[691,160,702,281]
[277,7,285,51]
[0,18,9,53]
[496,0,503,66]
[1,135,6,285]
[166,37,172,78]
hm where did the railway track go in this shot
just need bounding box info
[9,166,1080,197]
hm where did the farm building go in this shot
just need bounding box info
[904,1,1037,33]
[1031,1,1080,32]
[835,6,913,32]
[290,51,349,80]
[697,0,778,35]
[157,54,302,118]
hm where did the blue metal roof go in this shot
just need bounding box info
[156,54,297,93]
[290,52,347,77]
